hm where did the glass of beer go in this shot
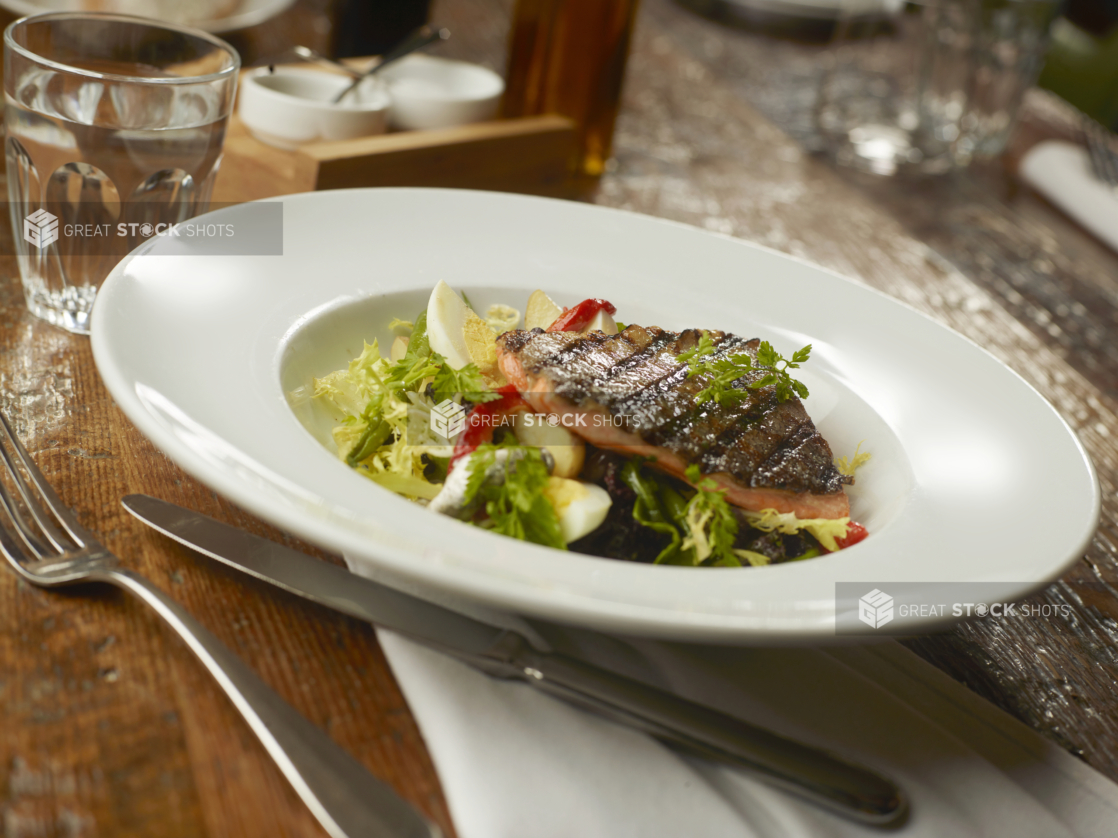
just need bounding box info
[502,0,641,185]
[4,13,240,333]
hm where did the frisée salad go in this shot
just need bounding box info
[309,282,870,566]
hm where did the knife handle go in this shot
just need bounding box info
[508,641,906,827]
[110,569,440,838]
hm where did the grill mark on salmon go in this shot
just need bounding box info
[496,325,852,519]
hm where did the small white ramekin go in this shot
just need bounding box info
[239,67,390,149]
[378,55,504,132]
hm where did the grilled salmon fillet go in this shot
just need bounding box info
[496,325,852,519]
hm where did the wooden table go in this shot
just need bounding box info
[3,0,1118,835]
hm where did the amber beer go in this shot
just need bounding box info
[503,0,641,181]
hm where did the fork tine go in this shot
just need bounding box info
[0,410,91,550]
[0,495,48,580]
[0,455,57,560]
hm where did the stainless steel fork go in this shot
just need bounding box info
[0,410,439,838]
[1083,116,1118,190]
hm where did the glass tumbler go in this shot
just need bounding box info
[814,0,1059,175]
[4,13,240,333]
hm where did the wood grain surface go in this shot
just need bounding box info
[2,0,1118,835]
[0,296,454,838]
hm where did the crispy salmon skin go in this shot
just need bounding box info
[496,325,852,519]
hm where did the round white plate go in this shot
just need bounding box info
[0,0,296,34]
[90,189,1099,643]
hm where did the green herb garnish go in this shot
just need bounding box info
[345,311,496,465]
[681,464,741,567]
[465,445,565,549]
[432,363,499,405]
[343,313,435,465]
[382,311,439,393]
[618,458,741,566]
[391,311,498,404]
[346,417,394,466]
[679,331,811,405]
[620,457,686,563]
[676,330,717,366]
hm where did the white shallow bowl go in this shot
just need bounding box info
[89,188,1099,644]
[238,67,389,149]
[0,0,297,33]
[379,54,504,131]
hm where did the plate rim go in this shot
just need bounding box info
[90,187,1102,643]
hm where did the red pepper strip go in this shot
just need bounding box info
[546,298,617,333]
[448,384,531,472]
[833,521,868,550]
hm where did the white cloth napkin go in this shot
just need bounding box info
[358,599,1118,838]
[1019,139,1118,254]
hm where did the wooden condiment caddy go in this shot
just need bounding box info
[213,97,577,204]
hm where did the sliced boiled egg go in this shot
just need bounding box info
[426,280,472,369]
[462,309,505,386]
[542,477,612,544]
[426,280,504,384]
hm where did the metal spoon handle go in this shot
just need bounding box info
[332,25,450,104]
[291,46,364,79]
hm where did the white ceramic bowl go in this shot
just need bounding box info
[238,67,390,149]
[379,54,504,131]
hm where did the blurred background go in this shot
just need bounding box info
[0,0,1114,184]
[0,0,1115,236]
[1,0,1111,128]
[1041,0,1118,128]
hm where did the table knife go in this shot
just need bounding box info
[123,493,907,827]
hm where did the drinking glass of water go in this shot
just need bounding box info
[814,0,1059,176]
[4,13,239,333]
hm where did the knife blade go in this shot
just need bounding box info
[123,493,907,827]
